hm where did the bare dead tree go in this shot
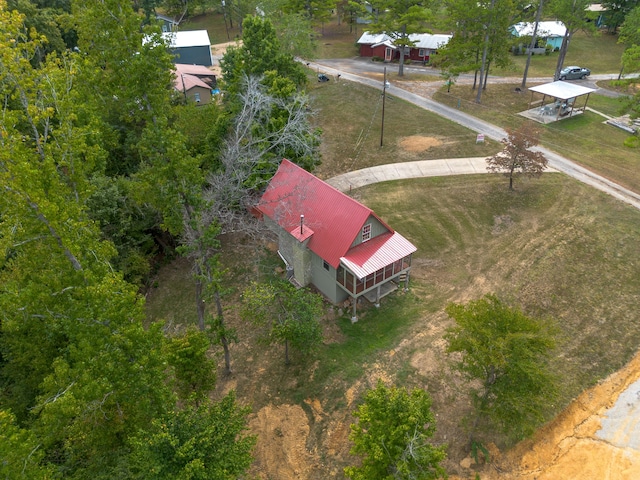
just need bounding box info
[179,75,320,374]
[486,123,548,190]
[206,74,320,236]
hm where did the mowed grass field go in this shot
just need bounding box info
[146,13,640,476]
[306,77,502,179]
[146,172,640,473]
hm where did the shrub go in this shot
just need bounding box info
[624,135,640,148]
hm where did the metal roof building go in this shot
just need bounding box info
[258,160,417,320]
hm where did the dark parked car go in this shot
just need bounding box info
[559,66,591,80]
[318,73,330,82]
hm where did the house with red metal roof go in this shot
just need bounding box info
[257,159,417,321]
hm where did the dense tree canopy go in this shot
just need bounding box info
[0,2,255,477]
[345,381,447,480]
[445,295,559,442]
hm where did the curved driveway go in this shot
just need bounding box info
[311,60,640,211]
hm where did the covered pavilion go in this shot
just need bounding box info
[519,81,597,124]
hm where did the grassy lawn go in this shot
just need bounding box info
[146,11,640,477]
[146,173,640,471]
[307,76,501,179]
[357,174,640,447]
[493,30,626,77]
[433,83,640,192]
[181,12,242,43]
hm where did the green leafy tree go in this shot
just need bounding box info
[6,0,73,64]
[165,328,218,404]
[127,392,256,480]
[86,174,158,284]
[178,203,236,375]
[0,7,175,477]
[241,280,324,365]
[365,0,432,76]
[444,294,559,443]
[72,0,178,177]
[617,5,640,113]
[438,0,485,86]
[602,0,640,32]
[0,410,57,479]
[344,381,447,480]
[620,45,640,117]
[486,122,548,190]
[440,0,517,99]
[473,0,518,102]
[220,15,307,97]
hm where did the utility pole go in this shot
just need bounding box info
[222,0,230,40]
[380,67,388,147]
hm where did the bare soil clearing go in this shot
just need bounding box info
[399,135,443,152]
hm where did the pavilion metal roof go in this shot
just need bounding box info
[528,81,597,100]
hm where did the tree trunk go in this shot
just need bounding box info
[469,368,495,446]
[475,33,490,103]
[475,0,495,103]
[522,0,544,89]
[509,162,516,190]
[397,25,407,77]
[214,289,232,375]
[195,276,206,331]
[483,59,491,90]
[554,31,572,80]
[285,338,290,365]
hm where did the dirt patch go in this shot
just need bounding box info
[249,404,320,479]
[399,135,443,152]
[467,348,640,480]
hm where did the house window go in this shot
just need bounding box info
[403,46,410,55]
[323,260,330,271]
[418,49,426,57]
[362,224,371,242]
[194,92,201,103]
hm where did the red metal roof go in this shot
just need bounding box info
[258,160,402,269]
[341,232,417,279]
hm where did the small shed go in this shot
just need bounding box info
[520,81,597,124]
[162,30,213,67]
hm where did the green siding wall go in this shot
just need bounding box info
[350,215,389,248]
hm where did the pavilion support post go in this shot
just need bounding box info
[351,297,358,323]
[375,286,381,308]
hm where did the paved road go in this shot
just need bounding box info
[310,59,640,211]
